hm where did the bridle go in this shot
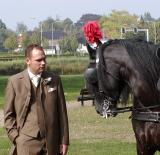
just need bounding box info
[100,87,160,123]
[99,68,160,122]
[98,56,160,122]
[101,97,132,119]
[101,93,160,122]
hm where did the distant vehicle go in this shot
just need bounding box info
[14,48,23,52]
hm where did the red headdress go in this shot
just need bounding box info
[82,21,102,45]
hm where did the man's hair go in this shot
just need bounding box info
[25,44,44,58]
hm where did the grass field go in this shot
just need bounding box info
[67,105,137,155]
[0,106,137,155]
[0,55,89,75]
[0,76,8,109]
[0,74,85,108]
[1,75,160,154]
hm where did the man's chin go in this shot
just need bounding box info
[39,68,45,72]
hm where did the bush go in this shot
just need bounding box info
[0,55,89,75]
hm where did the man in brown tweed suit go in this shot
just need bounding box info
[4,44,69,155]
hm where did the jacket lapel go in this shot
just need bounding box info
[41,71,49,95]
[22,69,31,91]
[18,70,31,128]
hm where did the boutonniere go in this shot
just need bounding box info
[43,77,52,85]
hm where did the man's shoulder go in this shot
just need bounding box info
[9,70,26,81]
[43,71,60,80]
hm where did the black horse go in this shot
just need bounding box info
[85,39,160,155]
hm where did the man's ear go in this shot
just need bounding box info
[156,47,160,59]
[25,57,30,65]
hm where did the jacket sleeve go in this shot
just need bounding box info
[57,77,69,145]
[4,78,18,143]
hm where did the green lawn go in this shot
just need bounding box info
[0,74,85,108]
[1,75,160,154]
[68,140,136,155]
[0,107,137,155]
[61,74,85,101]
[67,106,137,155]
[1,101,160,154]
[0,76,8,109]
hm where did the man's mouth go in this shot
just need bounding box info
[40,67,45,70]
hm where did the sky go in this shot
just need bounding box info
[1,0,160,31]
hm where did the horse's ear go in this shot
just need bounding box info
[156,47,160,59]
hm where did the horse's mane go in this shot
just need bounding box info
[119,39,160,90]
[98,39,160,104]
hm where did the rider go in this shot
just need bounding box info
[82,21,117,117]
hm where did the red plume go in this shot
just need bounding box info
[82,21,102,44]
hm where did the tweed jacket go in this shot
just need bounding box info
[4,69,69,155]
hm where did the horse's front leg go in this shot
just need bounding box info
[132,120,156,155]
[136,139,156,155]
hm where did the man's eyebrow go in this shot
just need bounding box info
[35,57,46,61]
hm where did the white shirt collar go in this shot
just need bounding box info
[27,69,41,79]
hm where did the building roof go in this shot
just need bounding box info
[27,30,66,40]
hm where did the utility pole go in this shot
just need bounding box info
[51,22,54,56]
[153,22,156,44]
[40,22,43,46]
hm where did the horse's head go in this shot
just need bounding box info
[96,41,130,117]
[84,40,130,118]
[83,23,160,117]
[95,39,160,118]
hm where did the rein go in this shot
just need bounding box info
[102,96,160,123]
[101,95,132,118]
[131,104,160,123]
[96,40,160,122]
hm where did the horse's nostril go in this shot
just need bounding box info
[96,110,100,114]
[96,110,103,116]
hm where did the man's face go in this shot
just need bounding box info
[26,48,46,75]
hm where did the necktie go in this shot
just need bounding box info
[32,76,40,87]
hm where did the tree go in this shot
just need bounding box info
[0,19,8,48]
[4,35,18,50]
[154,22,160,44]
[40,17,55,32]
[59,33,78,54]
[30,32,41,45]
[0,19,6,29]
[0,29,16,50]
[63,18,73,34]
[143,12,155,21]
[75,13,101,39]
[42,38,49,49]
[137,16,158,43]
[21,33,31,49]
[100,10,139,39]
[29,32,48,48]
[76,13,101,25]
[0,29,8,47]
[16,22,28,33]
[38,17,64,32]
[70,33,79,54]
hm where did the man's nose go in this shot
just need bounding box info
[41,60,46,65]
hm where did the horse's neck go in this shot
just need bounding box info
[130,76,159,107]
